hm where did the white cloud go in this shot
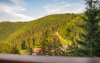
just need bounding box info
[10,0,25,6]
[11,0,21,4]
[0,0,33,22]
[12,13,32,19]
[43,2,86,14]
[0,0,86,22]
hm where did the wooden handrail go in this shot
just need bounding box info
[0,54,100,63]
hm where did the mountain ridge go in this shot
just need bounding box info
[0,13,82,54]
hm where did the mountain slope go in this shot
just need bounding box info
[0,13,81,54]
[0,22,27,42]
[3,14,79,43]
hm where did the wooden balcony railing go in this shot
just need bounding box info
[0,54,100,63]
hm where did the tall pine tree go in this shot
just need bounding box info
[76,0,100,56]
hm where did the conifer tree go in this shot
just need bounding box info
[77,0,100,56]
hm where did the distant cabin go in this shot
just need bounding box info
[32,48,42,55]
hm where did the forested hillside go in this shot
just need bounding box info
[0,12,99,56]
[0,14,80,55]
[0,22,27,42]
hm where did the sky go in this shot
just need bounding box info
[0,0,86,22]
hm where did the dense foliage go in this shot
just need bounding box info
[65,0,100,57]
[0,14,80,55]
[0,22,27,42]
[75,0,100,56]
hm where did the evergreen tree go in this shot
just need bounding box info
[76,0,100,56]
